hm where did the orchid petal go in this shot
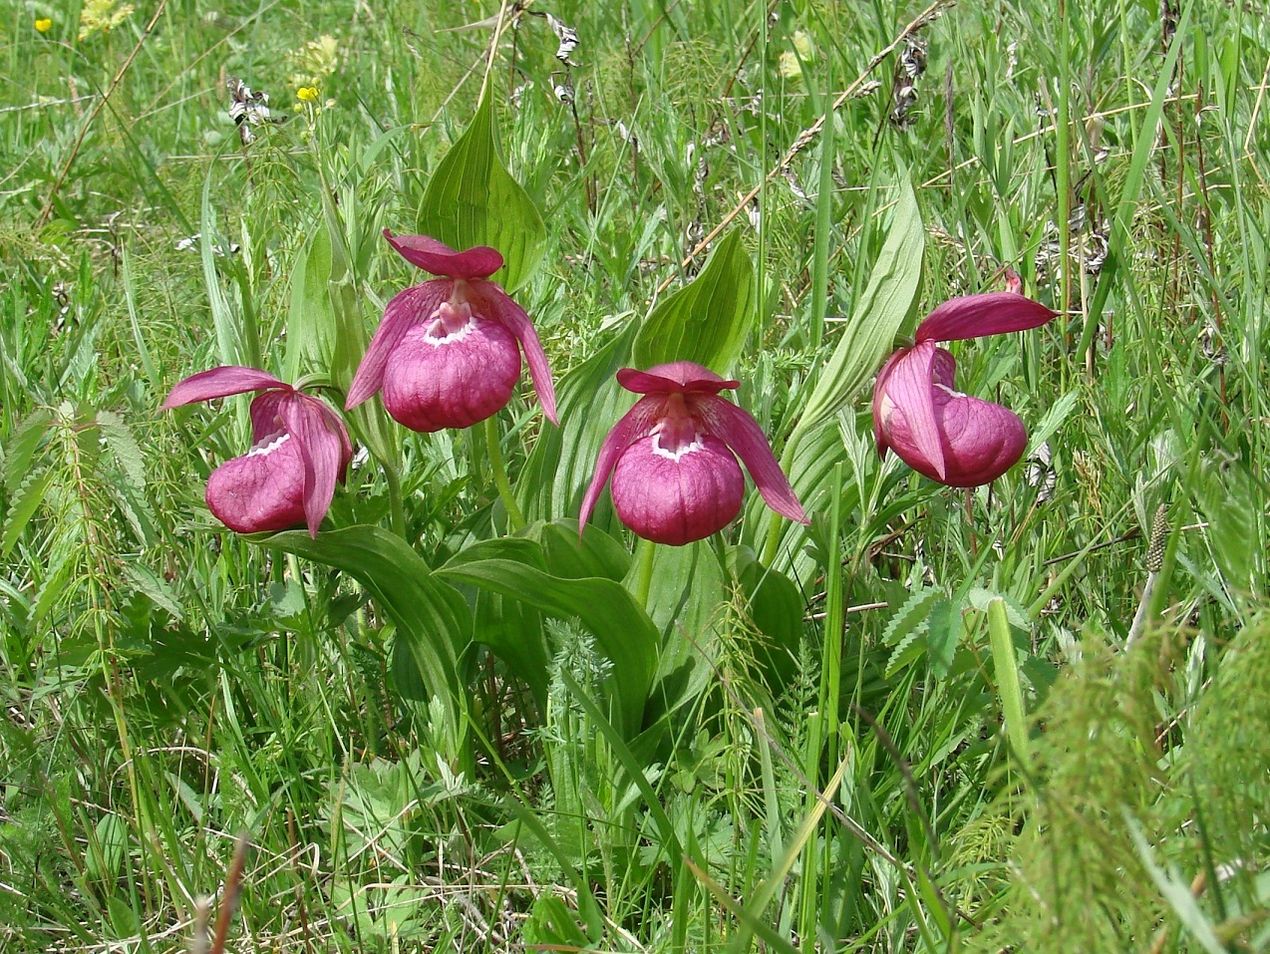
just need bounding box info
[871,350,905,457]
[884,342,946,481]
[279,394,346,538]
[248,390,290,444]
[578,397,665,535]
[915,292,1057,343]
[696,394,809,525]
[346,281,450,409]
[617,363,739,396]
[884,388,1027,487]
[384,230,503,279]
[481,284,559,425]
[162,366,287,410]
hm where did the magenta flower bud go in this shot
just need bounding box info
[346,231,558,432]
[579,361,809,546]
[872,292,1058,487]
[162,367,353,537]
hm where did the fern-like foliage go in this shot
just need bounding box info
[962,616,1270,951]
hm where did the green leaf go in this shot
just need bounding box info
[96,411,146,494]
[2,468,53,558]
[4,408,51,494]
[731,546,806,686]
[1125,814,1226,954]
[1025,388,1081,455]
[882,586,943,646]
[418,91,546,293]
[438,538,659,736]
[987,597,1031,769]
[200,172,243,366]
[257,526,471,763]
[924,598,959,678]
[85,813,127,883]
[789,176,924,442]
[284,226,335,382]
[518,322,637,522]
[632,229,755,373]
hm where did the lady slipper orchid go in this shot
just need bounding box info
[872,292,1058,487]
[579,362,809,546]
[163,367,352,536]
[346,231,558,432]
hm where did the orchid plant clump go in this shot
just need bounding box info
[162,367,352,536]
[346,231,558,432]
[872,292,1058,487]
[580,362,808,546]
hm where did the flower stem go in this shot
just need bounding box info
[484,416,526,533]
[383,462,407,539]
[634,537,657,610]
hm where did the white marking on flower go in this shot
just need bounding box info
[424,316,477,346]
[247,433,291,458]
[651,430,705,462]
[933,383,967,399]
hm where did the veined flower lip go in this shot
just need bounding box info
[579,361,808,542]
[345,232,558,426]
[163,365,352,537]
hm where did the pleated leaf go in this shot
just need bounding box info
[789,177,924,443]
[418,91,546,293]
[633,229,755,373]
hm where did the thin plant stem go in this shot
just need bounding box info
[383,461,407,539]
[484,415,526,532]
[634,537,657,609]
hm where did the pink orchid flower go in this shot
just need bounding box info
[163,367,352,536]
[579,362,809,546]
[872,292,1058,487]
[345,231,558,432]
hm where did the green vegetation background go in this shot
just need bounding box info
[1,0,1267,950]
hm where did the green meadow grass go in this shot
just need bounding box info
[1,0,1267,950]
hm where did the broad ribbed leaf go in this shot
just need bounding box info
[518,323,637,523]
[418,91,546,293]
[438,538,658,736]
[284,227,334,381]
[632,229,755,373]
[790,177,924,441]
[257,526,471,762]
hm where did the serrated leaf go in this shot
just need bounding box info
[97,411,146,494]
[5,408,52,494]
[2,468,53,558]
[632,229,755,373]
[882,586,943,646]
[121,563,183,620]
[886,619,929,677]
[418,91,546,293]
[789,176,924,442]
[924,598,959,678]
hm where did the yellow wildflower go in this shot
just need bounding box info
[297,86,320,104]
[35,18,53,33]
[78,0,134,40]
[289,35,339,88]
